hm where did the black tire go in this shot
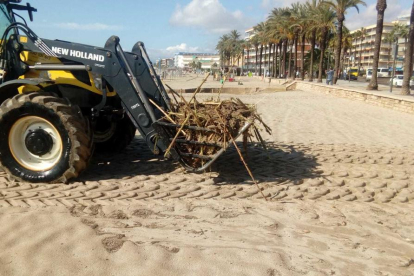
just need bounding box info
[94,116,136,154]
[0,92,93,183]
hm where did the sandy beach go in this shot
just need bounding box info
[1,80,414,275]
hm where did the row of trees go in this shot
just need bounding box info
[217,0,366,83]
[216,0,414,94]
[216,30,245,68]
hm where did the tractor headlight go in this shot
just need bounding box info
[91,72,102,91]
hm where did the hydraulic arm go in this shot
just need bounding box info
[1,30,172,154]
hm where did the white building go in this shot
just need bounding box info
[174,52,220,69]
[349,23,394,70]
[349,14,413,71]
[161,58,174,68]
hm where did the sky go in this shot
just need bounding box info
[15,0,413,60]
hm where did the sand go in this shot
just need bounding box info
[1,89,414,276]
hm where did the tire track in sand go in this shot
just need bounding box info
[0,140,413,207]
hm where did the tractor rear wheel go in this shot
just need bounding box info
[94,116,136,154]
[0,92,93,183]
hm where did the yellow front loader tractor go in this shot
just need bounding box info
[0,1,252,183]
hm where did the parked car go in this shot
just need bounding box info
[377,68,389,78]
[366,69,372,81]
[348,68,359,78]
[390,75,414,87]
[346,73,358,81]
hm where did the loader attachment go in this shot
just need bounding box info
[153,119,254,172]
[105,38,255,172]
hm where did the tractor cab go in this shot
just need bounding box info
[0,0,36,31]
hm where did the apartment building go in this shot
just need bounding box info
[174,52,220,69]
[349,23,394,71]
[349,15,411,71]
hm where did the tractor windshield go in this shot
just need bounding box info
[0,4,12,38]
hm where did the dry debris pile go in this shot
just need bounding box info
[156,73,272,200]
[161,74,271,169]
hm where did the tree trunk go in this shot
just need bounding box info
[293,35,298,79]
[264,44,267,76]
[301,33,305,81]
[358,40,363,76]
[281,40,287,77]
[402,0,414,94]
[309,30,316,81]
[280,43,284,77]
[268,43,272,77]
[410,40,414,74]
[273,43,277,77]
[333,18,344,84]
[318,29,327,83]
[387,45,391,68]
[247,49,250,73]
[368,0,387,90]
[241,50,244,73]
[277,40,285,78]
[255,46,258,75]
[339,45,346,79]
[349,42,353,69]
[259,45,263,76]
[288,41,293,78]
[280,41,284,77]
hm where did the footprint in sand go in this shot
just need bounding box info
[132,209,155,218]
[215,211,240,219]
[101,234,126,253]
[107,210,129,220]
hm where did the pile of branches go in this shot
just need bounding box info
[158,74,271,169]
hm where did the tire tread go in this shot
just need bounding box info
[0,92,93,183]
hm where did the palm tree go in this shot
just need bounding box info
[242,40,252,74]
[393,23,410,49]
[355,27,367,76]
[254,22,267,76]
[267,7,291,77]
[289,3,301,79]
[311,3,336,82]
[216,34,229,67]
[383,32,396,68]
[341,28,352,77]
[272,42,278,77]
[401,1,414,95]
[278,7,296,78]
[216,30,244,69]
[327,31,336,70]
[228,30,243,66]
[290,3,309,80]
[306,0,321,81]
[367,0,387,90]
[324,0,367,84]
[250,35,260,75]
[264,21,279,78]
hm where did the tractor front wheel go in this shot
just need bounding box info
[0,92,92,183]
